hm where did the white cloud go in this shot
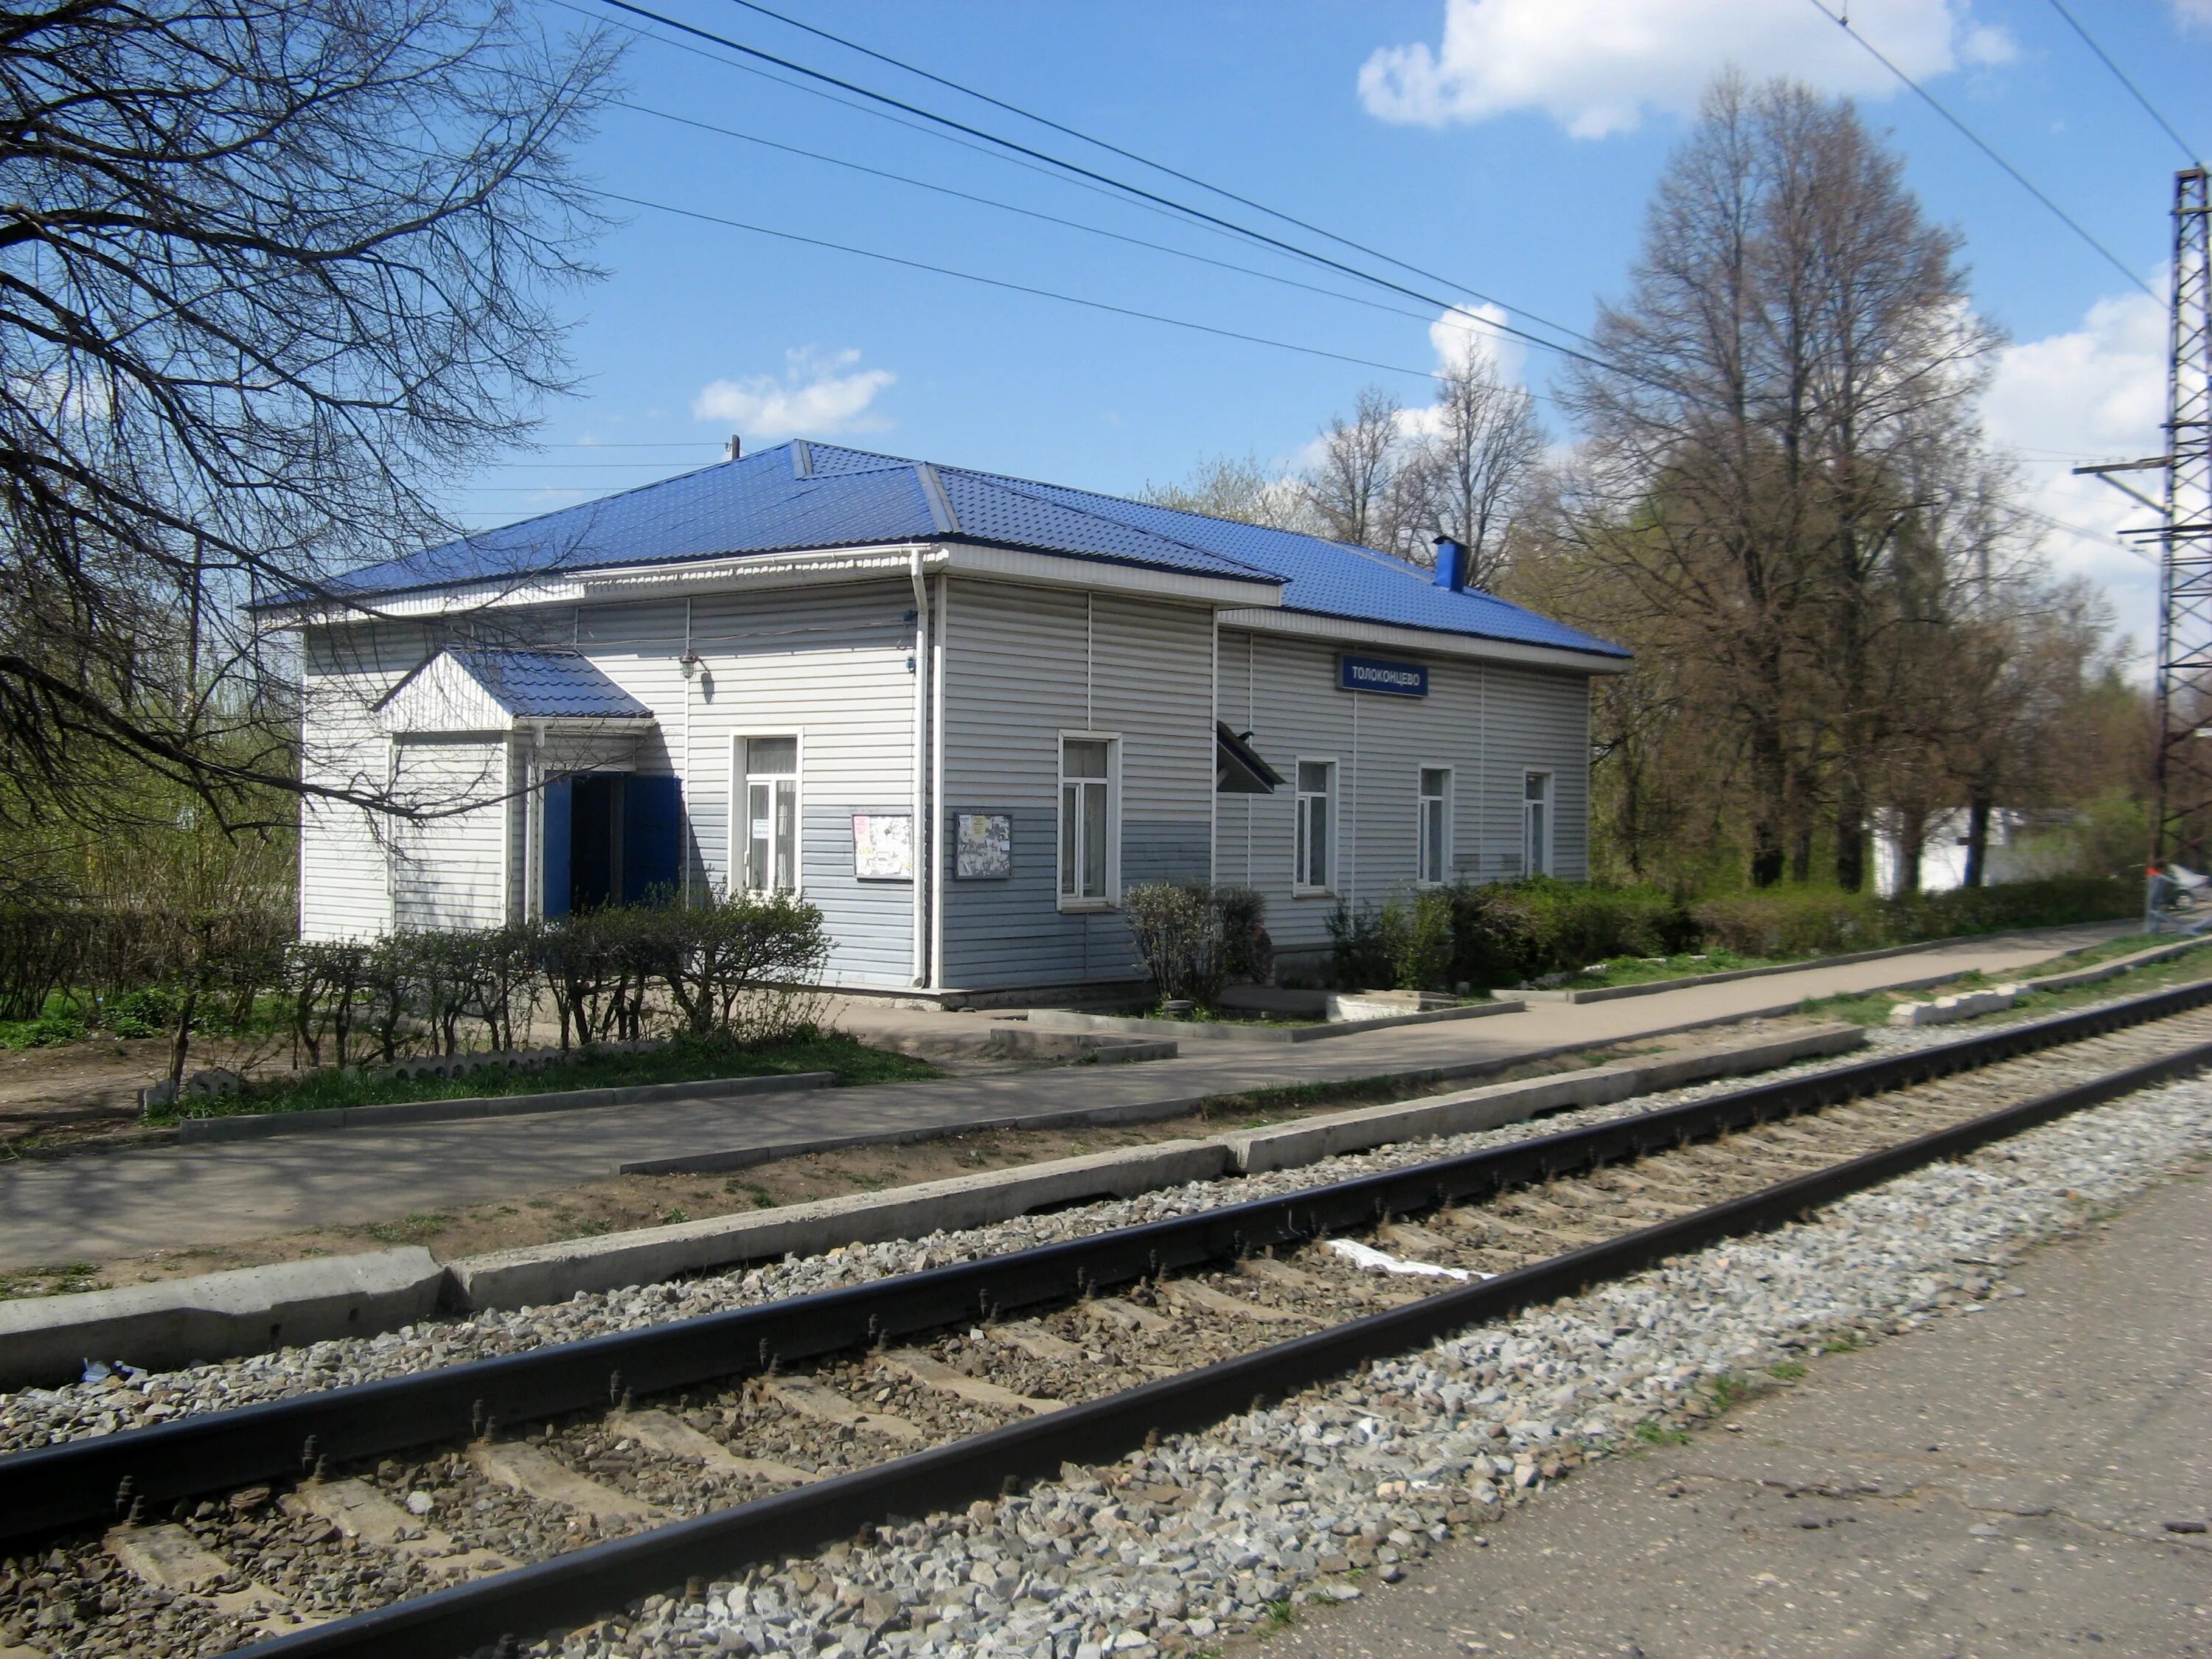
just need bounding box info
[692,347,894,439]
[2175,0,2212,31]
[1980,291,2166,658]
[1358,0,2013,137]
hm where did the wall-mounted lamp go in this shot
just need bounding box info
[679,649,703,680]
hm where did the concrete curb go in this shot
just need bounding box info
[446,1141,1234,1312]
[1890,987,2021,1028]
[1026,998,1526,1044]
[1223,1024,1865,1173]
[173,1069,838,1144]
[0,1248,445,1391]
[1516,919,2132,1005]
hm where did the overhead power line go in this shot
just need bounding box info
[602,94,1445,329]
[594,187,1447,384]
[582,0,1622,376]
[2043,0,2202,166]
[718,0,1610,354]
[1803,0,2157,300]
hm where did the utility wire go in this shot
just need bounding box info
[719,0,1611,355]
[2044,0,2202,165]
[594,187,1448,383]
[582,0,1627,378]
[602,94,1445,329]
[1804,0,2157,299]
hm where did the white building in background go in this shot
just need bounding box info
[1873,807,2039,898]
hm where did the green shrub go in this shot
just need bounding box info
[1124,882,1261,1007]
[1691,888,1888,958]
[104,987,178,1038]
[1891,875,2133,938]
[1395,889,1455,991]
[1326,900,1394,991]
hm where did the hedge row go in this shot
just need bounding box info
[0,891,832,1062]
[1332,874,2136,994]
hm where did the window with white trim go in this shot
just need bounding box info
[1418,767,1452,886]
[1059,736,1116,905]
[1523,771,1552,877]
[740,735,799,893]
[1295,759,1335,892]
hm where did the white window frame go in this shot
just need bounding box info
[1417,765,1453,888]
[1523,769,1553,878]
[732,732,804,897]
[1057,731,1120,911]
[1293,756,1338,896]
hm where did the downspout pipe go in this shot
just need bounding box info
[910,549,931,987]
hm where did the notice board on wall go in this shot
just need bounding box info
[953,813,1012,880]
[850,813,914,880]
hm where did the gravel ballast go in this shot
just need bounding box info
[531,1067,2212,1659]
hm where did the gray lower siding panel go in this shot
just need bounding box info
[801,805,915,989]
[939,813,1206,989]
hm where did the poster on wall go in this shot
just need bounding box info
[849,813,914,880]
[954,813,1012,880]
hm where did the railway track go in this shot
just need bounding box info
[7,979,2212,1659]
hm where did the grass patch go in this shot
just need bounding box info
[1633,1419,1691,1445]
[145,1031,940,1123]
[1799,936,2212,1028]
[1768,1360,1807,1380]
[363,1212,454,1244]
[1551,947,1795,990]
[0,1260,109,1299]
[1822,1333,1863,1354]
[1261,1599,1298,1630]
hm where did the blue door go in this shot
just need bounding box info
[542,776,573,918]
[622,774,683,903]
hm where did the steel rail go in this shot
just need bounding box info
[5,976,2211,1555]
[234,1028,2212,1657]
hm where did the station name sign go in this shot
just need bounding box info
[1338,654,1428,698]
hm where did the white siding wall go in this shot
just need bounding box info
[299,625,423,941]
[391,737,509,931]
[938,581,1213,990]
[1214,630,1590,956]
[572,582,918,990]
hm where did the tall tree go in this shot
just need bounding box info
[0,0,616,833]
[1562,73,1991,888]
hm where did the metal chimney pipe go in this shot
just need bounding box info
[1432,535,1468,592]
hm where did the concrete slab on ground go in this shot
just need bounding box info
[0,924,2126,1271]
[1261,1150,2212,1659]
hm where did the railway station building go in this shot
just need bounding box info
[283,441,1627,998]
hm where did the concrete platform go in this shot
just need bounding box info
[0,924,2126,1271]
[1262,1152,2212,1659]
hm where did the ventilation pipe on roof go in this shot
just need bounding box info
[724,435,741,462]
[1433,535,1470,592]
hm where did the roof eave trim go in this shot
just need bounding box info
[1218,607,1631,674]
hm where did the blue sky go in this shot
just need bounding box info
[457,0,2212,653]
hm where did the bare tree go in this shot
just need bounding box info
[1304,386,1405,552]
[1420,341,1544,589]
[1136,452,1314,532]
[0,0,618,835]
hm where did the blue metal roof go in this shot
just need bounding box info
[330,442,1625,661]
[450,649,652,720]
